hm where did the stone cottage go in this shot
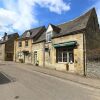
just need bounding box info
[32,8,100,75]
[14,26,46,63]
[0,32,19,61]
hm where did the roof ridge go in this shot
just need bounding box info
[25,25,45,32]
[57,7,95,27]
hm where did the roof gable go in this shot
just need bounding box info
[86,8,99,31]
[46,24,61,33]
[46,24,54,33]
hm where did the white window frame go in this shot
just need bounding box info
[56,47,74,63]
[46,31,52,42]
[18,52,23,58]
[26,31,30,37]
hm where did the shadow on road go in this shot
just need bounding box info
[0,72,11,85]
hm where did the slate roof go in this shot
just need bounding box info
[50,24,61,33]
[0,33,19,44]
[20,26,46,40]
[33,24,61,43]
[33,32,46,44]
[54,8,95,38]
[33,8,95,43]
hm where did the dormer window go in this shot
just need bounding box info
[46,31,52,42]
[46,24,60,43]
[26,31,31,37]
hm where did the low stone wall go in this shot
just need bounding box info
[87,61,100,78]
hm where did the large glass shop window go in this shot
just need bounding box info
[56,47,74,63]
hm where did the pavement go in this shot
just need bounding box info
[1,61,100,89]
[19,62,100,89]
[0,61,100,100]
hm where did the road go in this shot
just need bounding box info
[0,62,100,100]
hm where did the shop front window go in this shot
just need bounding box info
[56,47,74,63]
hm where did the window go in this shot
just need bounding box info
[18,41,22,47]
[56,47,74,63]
[26,31,31,37]
[46,32,52,42]
[56,47,67,62]
[18,52,23,58]
[25,40,28,46]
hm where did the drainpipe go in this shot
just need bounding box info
[43,41,45,67]
[83,32,87,76]
[14,41,16,62]
[31,40,32,64]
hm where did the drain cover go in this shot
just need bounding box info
[0,72,11,84]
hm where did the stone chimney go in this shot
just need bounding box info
[3,32,8,41]
[4,32,7,36]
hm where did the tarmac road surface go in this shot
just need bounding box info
[0,62,100,100]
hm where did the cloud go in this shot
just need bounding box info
[0,0,70,36]
[0,8,18,26]
[35,0,70,14]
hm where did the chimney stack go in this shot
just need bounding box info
[3,32,8,41]
[4,32,7,36]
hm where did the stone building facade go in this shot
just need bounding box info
[14,26,46,63]
[32,8,100,75]
[0,32,19,61]
[14,8,100,76]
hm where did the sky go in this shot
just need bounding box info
[0,0,100,38]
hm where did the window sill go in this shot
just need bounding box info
[57,62,68,64]
[57,62,74,64]
[46,41,51,43]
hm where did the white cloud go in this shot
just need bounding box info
[35,0,70,14]
[0,0,70,36]
[0,8,19,26]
